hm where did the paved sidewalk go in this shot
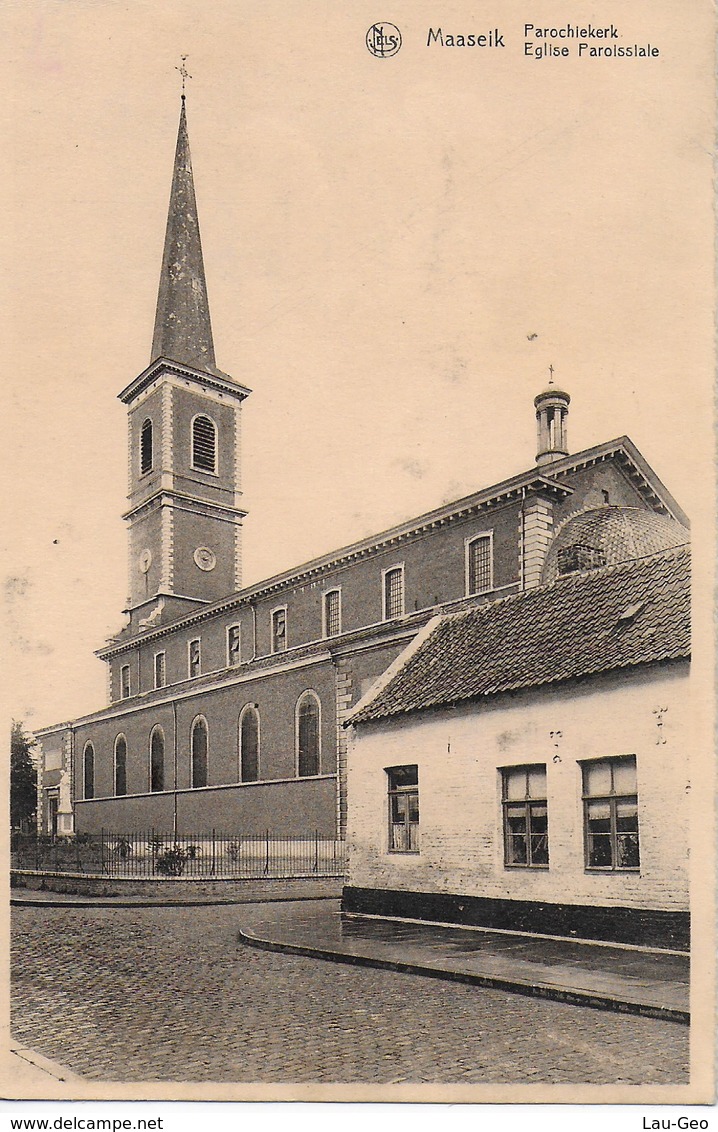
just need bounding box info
[238,899,690,1024]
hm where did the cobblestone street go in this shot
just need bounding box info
[11,903,689,1085]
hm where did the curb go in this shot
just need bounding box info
[237,927,690,1026]
[11,893,337,910]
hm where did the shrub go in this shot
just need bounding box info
[156,845,186,876]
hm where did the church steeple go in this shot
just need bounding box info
[151,96,216,373]
[118,87,251,632]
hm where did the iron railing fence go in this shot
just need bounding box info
[11,830,346,879]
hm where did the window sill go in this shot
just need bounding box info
[584,867,641,874]
[386,850,420,856]
[503,863,549,870]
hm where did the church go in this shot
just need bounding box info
[35,96,690,852]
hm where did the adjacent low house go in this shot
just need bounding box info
[344,537,690,950]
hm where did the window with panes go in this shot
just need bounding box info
[582,756,639,870]
[296,693,320,777]
[154,652,166,689]
[191,719,208,788]
[83,743,95,800]
[272,609,287,653]
[467,534,492,595]
[150,728,165,793]
[120,665,130,699]
[114,736,127,797]
[188,639,201,678]
[383,567,404,620]
[240,706,259,782]
[502,765,549,867]
[387,765,419,852]
[227,625,241,666]
[324,590,341,637]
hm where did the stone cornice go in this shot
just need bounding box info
[118,357,251,407]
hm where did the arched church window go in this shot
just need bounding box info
[296,692,321,778]
[83,742,95,800]
[191,717,208,788]
[150,727,165,793]
[192,415,217,473]
[140,418,153,474]
[239,705,259,783]
[114,735,127,797]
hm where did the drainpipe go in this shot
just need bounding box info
[519,487,526,592]
[250,601,257,660]
[172,699,179,838]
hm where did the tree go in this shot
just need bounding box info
[11,721,37,832]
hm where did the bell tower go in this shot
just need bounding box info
[119,94,251,632]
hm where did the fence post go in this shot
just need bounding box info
[211,829,216,876]
[151,828,155,876]
[265,829,270,875]
[100,829,105,874]
[76,835,81,874]
[314,829,319,873]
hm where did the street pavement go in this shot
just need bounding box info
[11,902,688,1085]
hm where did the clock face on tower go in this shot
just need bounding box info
[139,549,153,574]
[193,546,217,572]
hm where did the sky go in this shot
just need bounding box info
[2,0,714,729]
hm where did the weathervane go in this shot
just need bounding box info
[548,364,554,385]
[176,55,192,98]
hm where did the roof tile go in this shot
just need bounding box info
[350,546,690,724]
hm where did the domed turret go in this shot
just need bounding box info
[541,506,689,584]
[535,369,570,465]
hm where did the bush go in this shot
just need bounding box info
[156,845,186,876]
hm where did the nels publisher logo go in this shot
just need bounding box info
[366,22,402,57]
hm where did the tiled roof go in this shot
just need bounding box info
[350,545,690,724]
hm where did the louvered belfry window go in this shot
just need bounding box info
[192,415,216,472]
[140,418,153,474]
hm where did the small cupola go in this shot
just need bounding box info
[534,369,570,466]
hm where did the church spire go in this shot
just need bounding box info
[151,95,216,373]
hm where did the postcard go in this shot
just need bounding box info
[3,0,715,1109]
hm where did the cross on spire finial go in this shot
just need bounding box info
[176,55,192,99]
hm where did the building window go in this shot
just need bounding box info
[188,638,201,678]
[154,652,166,689]
[83,742,95,800]
[140,418,153,475]
[296,692,321,777]
[191,414,217,473]
[502,765,549,867]
[191,718,208,788]
[114,735,127,797]
[239,705,259,783]
[387,765,419,852]
[323,589,341,637]
[382,565,404,620]
[271,607,287,653]
[150,727,165,793]
[582,756,639,870]
[466,533,493,595]
[120,665,130,699]
[227,624,241,666]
